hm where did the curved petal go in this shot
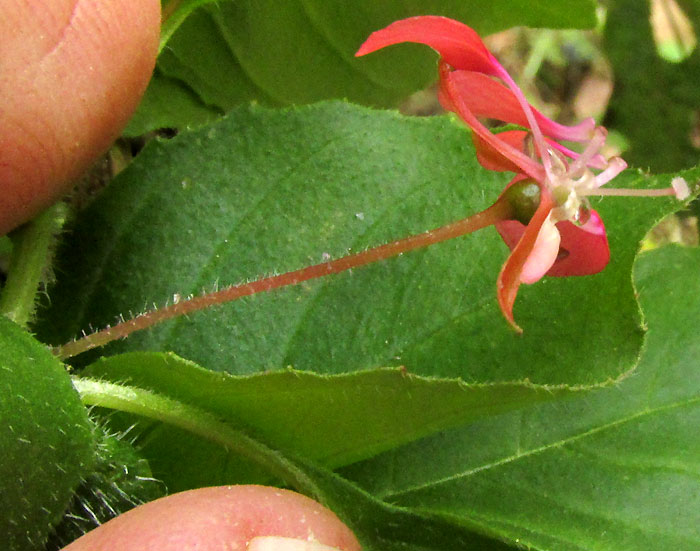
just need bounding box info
[441,71,544,181]
[496,216,561,284]
[472,131,527,173]
[545,211,610,276]
[355,16,496,75]
[497,209,610,278]
[472,130,602,174]
[448,71,595,142]
[520,215,561,284]
[496,183,556,332]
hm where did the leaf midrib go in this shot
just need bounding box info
[385,394,700,498]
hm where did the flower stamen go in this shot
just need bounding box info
[583,186,685,198]
[568,128,608,178]
[491,63,553,175]
[593,157,627,187]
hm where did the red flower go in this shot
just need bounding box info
[356,16,687,330]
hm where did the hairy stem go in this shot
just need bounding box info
[56,200,511,359]
[73,377,321,498]
[0,203,67,327]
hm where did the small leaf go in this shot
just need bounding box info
[0,317,94,551]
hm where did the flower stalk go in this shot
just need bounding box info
[56,16,692,356]
[56,194,518,359]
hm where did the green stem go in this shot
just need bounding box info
[72,377,321,498]
[0,203,67,327]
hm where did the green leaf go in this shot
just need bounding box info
[605,0,700,172]
[341,244,700,551]
[134,1,597,131]
[160,0,222,53]
[72,376,518,550]
[124,69,220,136]
[291,457,521,551]
[36,102,696,388]
[0,317,95,551]
[81,352,572,469]
[68,243,700,550]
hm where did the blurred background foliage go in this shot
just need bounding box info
[147,0,699,175]
[143,0,700,246]
[5,2,697,289]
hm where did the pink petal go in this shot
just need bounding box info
[496,183,555,332]
[355,16,496,75]
[545,211,610,276]
[514,215,560,284]
[447,71,595,142]
[519,217,561,285]
[497,210,610,278]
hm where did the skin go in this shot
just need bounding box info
[1,5,361,549]
[0,0,161,235]
[62,485,362,551]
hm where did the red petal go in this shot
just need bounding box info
[496,182,555,332]
[497,209,610,278]
[496,219,526,250]
[545,211,610,276]
[447,71,595,142]
[472,128,605,176]
[355,16,496,75]
[473,130,531,172]
[441,72,544,181]
[472,130,567,173]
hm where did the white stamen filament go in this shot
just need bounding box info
[546,147,568,178]
[593,157,627,187]
[493,63,553,175]
[567,128,607,178]
[583,187,680,198]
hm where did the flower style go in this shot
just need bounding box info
[356,16,689,331]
